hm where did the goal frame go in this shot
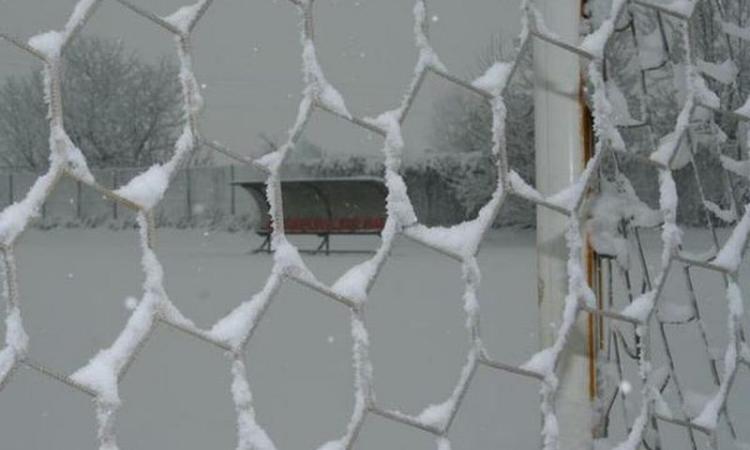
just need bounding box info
[534,0,600,448]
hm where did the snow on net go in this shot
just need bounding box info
[0,0,748,449]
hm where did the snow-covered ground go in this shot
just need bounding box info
[0,227,746,449]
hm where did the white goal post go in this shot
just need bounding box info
[534,1,597,449]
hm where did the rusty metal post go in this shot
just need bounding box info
[534,0,596,448]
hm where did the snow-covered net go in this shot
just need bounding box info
[0,0,748,449]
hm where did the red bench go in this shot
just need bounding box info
[235,177,387,254]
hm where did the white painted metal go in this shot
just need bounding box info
[533,1,593,449]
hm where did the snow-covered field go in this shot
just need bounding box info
[0,227,746,449]
[0,228,541,450]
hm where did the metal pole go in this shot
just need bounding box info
[230,165,236,216]
[76,179,82,220]
[185,167,193,223]
[112,169,118,221]
[8,172,14,205]
[534,1,594,448]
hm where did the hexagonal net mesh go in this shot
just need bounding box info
[0,0,748,449]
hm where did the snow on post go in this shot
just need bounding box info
[531,0,594,447]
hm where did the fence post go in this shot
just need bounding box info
[534,1,595,448]
[112,169,118,221]
[76,179,83,221]
[185,167,193,223]
[230,165,236,215]
[8,172,14,206]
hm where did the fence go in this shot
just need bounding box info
[0,1,748,450]
[0,165,257,228]
[0,158,737,231]
[0,162,533,229]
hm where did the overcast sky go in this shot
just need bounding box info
[0,0,523,162]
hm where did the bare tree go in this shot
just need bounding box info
[0,36,205,171]
[429,36,535,217]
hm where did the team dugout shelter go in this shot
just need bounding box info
[235,177,388,255]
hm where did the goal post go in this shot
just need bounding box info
[534,0,597,448]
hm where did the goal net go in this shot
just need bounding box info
[0,0,748,449]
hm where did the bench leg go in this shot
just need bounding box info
[252,234,272,254]
[314,234,330,255]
